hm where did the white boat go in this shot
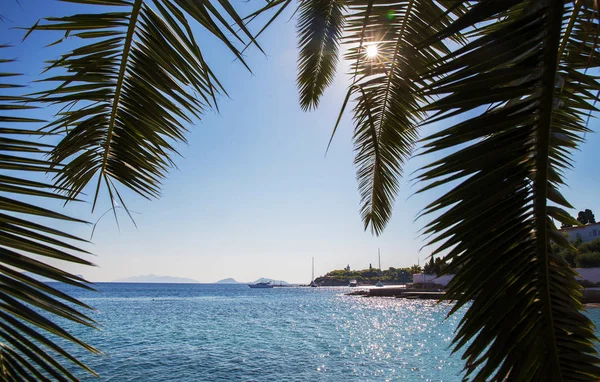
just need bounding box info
[349,279,358,287]
[248,281,273,289]
[310,257,318,287]
[375,248,384,287]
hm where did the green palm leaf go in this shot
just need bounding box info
[298,0,465,234]
[29,0,286,211]
[0,47,99,381]
[416,0,600,379]
[347,0,466,235]
[296,0,345,110]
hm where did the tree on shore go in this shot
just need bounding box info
[578,209,597,225]
[409,264,422,275]
[423,257,435,274]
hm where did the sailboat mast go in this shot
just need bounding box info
[375,248,384,287]
[312,257,314,282]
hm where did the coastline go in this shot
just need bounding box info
[346,286,600,307]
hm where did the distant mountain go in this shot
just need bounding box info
[251,278,289,286]
[216,278,241,284]
[114,274,200,283]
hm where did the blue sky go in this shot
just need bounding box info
[3,0,600,283]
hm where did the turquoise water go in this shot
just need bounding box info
[55,283,600,381]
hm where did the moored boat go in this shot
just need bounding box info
[349,279,358,287]
[248,281,273,289]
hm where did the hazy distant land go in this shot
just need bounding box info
[114,274,201,283]
[114,275,290,285]
[216,278,241,284]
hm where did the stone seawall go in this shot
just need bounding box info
[347,286,600,304]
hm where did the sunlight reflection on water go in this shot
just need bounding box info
[53,284,596,381]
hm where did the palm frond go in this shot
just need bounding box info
[341,0,464,234]
[416,0,600,379]
[297,0,467,234]
[296,0,345,110]
[0,49,99,381]
[29,0,287,210]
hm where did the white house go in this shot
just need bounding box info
[413,273,453,287]
[560,222,600,243]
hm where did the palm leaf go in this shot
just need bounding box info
[416,0,600,379]
[347,1,468,235]
[296,0,345,110]
[297,0,466,234]
[0,48,99,381]
[28,0,288,211]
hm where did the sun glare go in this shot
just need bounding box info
[366,44,378,59]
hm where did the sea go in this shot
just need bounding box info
[53,283,600,381]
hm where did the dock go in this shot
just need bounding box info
[347,287,600,304]
[346,286,446,299]
[399,291,446,300]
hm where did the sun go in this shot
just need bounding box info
[366,44,378,59]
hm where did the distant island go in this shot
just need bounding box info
[113,275,290,285]
[114,274,200,283]
[216,278,241,284]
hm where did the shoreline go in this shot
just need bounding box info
[346,286,600,307]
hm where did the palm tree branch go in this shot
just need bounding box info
[28,0,285,209]
[361,0,416,234]
[0,49,98,380]
[304,0,334,104]
[92,0,143,212]
[326,84,355,154]
[350,0,374,82]
[534,1,566,372]
[297,0,345,110]
[343,0,460,234]
[376,0,414,132]
[241,0,292,56]
[558,0,583,60]
[415,0,600,379]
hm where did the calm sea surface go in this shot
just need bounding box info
[54,283,600,381]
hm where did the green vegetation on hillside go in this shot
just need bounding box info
[317,257,452,285]
[316,267,413,284]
